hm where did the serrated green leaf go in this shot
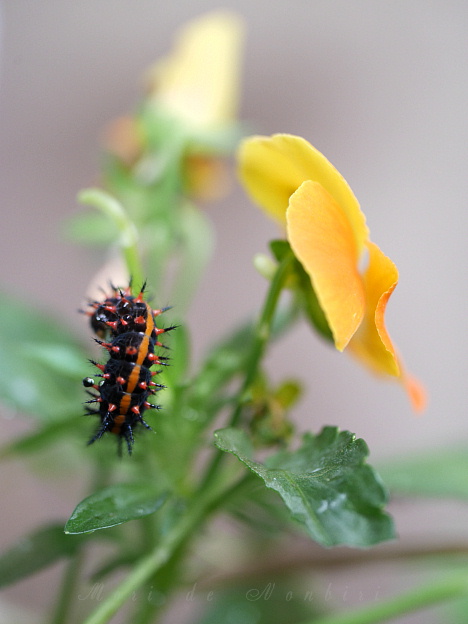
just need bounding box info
[378,448,468,499]
[0,292,87,419]
[214,426,394,548]
[0,524,85,587]
[226,482,291,536]
[65,483,169,534]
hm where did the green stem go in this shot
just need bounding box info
[199,250,294,489]
[82,474,248,624]
[132,588,161,624]
[50,550,83,624]
[233,250,294,425]
[132,472,252,624]
[77,188,144,287]
[82,249,292,624]
[304,572,468,624]
[82,507,203,624]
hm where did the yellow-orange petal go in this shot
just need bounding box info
[287,180,365,350]
[145,11,244,128]
[238,135,312,226]
[238,134,369,253]
[347,241,401,376]
[403,374,428,413]
[338,240,426,412]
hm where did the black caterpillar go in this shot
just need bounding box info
[82,283,174,454]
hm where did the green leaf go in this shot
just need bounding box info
[226,482,291,536]
[65,483,169,534]
[378,448,468,499]
[270,239,291,262]
[187,322,256,430]
[0,524,85,587]
[0,292,87,419]
[214,426,394,547]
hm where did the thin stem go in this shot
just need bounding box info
[132,587,161,624]
[50,550,84,624]
[199,250,294,490]
[82,249,292,624]
[82,505,205,624]
[233,250,295,426]
[195,540,468,587]
[77,188,144,287]
[82,473,249,624]
[302,572,468,624]
[131,472,253,624]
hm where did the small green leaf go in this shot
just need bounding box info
[0,524,85,587]
[378,448,468,499]
[275,380,302,409]
[65,483,169,534]
[270,239,291,262]
[215,426,394,548]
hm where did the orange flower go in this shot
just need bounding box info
[238,134,426,411]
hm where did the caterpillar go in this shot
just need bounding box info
[82,283,174,455]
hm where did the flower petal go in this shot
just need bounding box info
[347,241,400,376]
[146,11,244,128]
[238,134,369,253]
[402,374,428,413]
[238,135,313,225]
[287,180,365,350]
[348,241,427,411]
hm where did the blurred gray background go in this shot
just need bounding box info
[0,1,467,622]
